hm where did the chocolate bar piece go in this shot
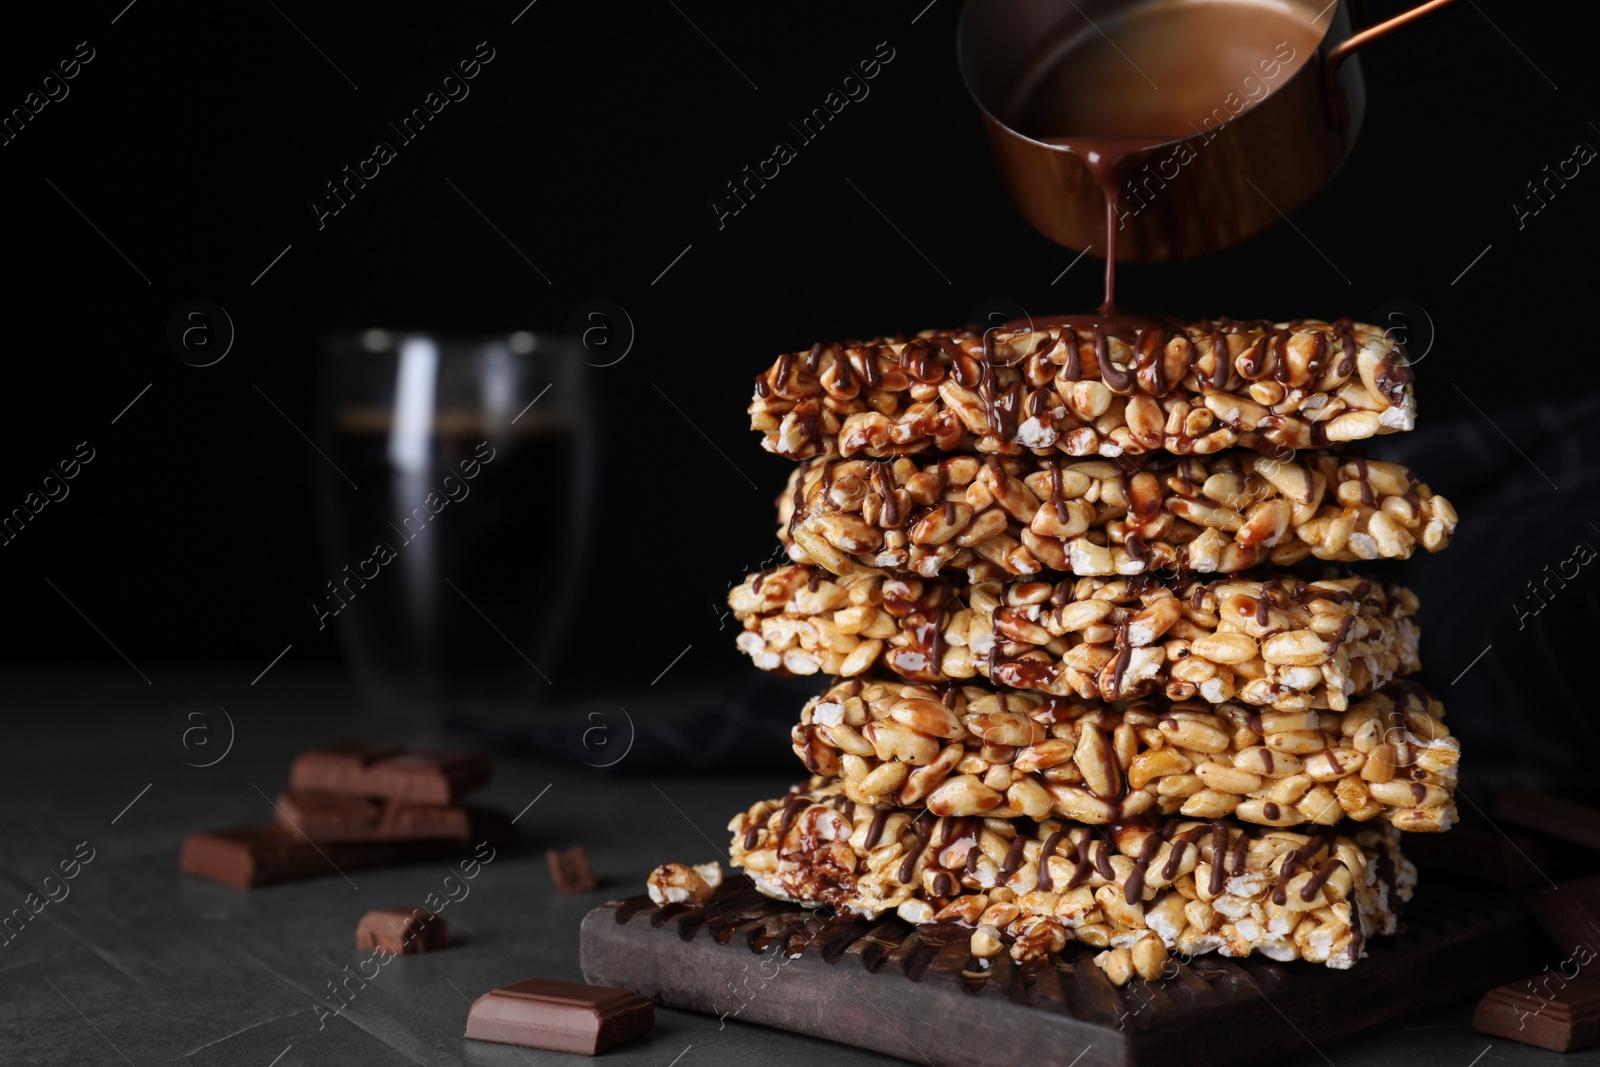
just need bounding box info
[1473,976,1600,1051]
[288,743,491,804]
[178,827,473,889]
[272,791,514,844]
[1494,787,1600,853]
[1527,877,1600,975]
[464,977,654,1055]
[356,907,450,955]
[547,846,597,896]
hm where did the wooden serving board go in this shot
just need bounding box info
[580,881,1541,1067]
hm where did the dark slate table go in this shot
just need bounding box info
[0,672,1578,1066]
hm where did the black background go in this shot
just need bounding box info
[0,0,1593,687]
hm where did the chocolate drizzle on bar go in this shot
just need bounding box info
[1124,829,1165,905]
[1000,834,1028,880]
[897,811,938,884]
[780,792,808,835]
[1035,830,1065,891]
[1208,823,1229,895]
[863,809,891,850]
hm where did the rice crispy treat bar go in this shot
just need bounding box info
[730,565,1420,711]
[749,318,1415,461]
[793,678,1456,832]
[778,449,1455,580]
[727,779,1414,972]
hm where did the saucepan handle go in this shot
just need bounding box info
[1324,0,1461,127]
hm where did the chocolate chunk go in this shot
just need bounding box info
[178,826,477,889]
[1473,976,1600,1051]
[1528,877,1600,975]
[273,791,514,845]
[288,744,490,804]
[1493,787,1600,853]
[463,977,654,1055]
[356,907,450,955]
[547,846,597,896]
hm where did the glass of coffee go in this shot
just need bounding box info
[316,329,594,731]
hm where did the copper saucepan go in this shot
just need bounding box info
[958,0,1460,261]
